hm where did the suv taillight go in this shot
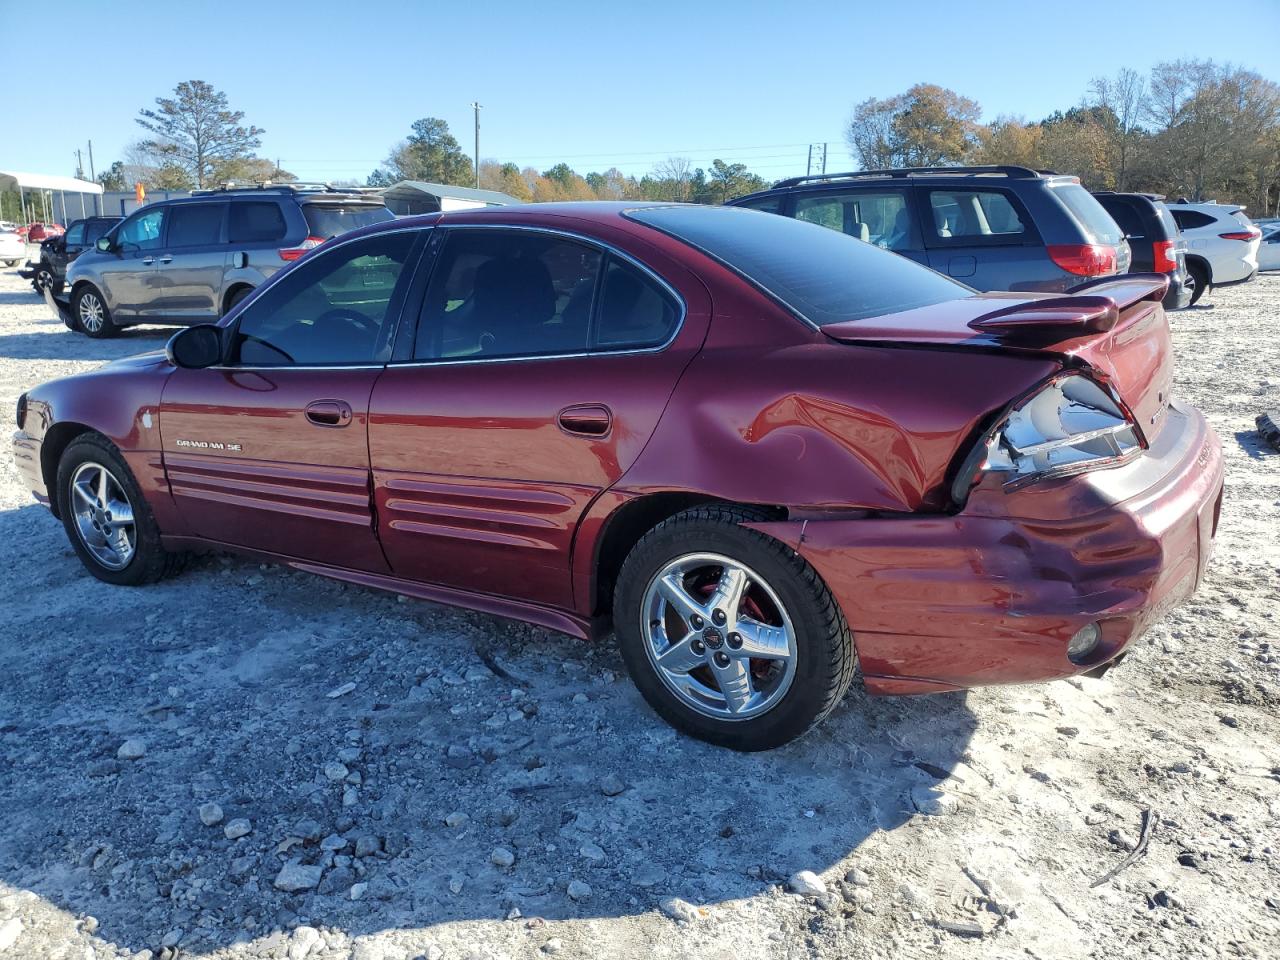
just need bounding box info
[279,235,325,261]
[1218,229,1260,241]
[1047,243,1118,277]
[1152,239,1178,273]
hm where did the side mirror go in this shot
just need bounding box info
[166,324,224,369]
[96,236,114,253]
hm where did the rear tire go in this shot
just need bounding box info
[613,506,856,751]
[56,434,184,586]
[1187,261,1209,306]
[74,285,117,338]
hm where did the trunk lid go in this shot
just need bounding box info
[823,275,1174,444]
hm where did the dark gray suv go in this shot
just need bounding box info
[727,166,1131,294]
[61,184,394,338]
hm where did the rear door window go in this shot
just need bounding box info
[85,220,115,244]
[1053,184,1124,244]
[594,258,680,349]
[64,222,86,245]
[302,203,395,240]
[1170,209,1216,231]
[229,202,288,243]
[924,189,1027,243]
[794,189,920,252]
[166,203,225,248]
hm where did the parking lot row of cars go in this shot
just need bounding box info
[4,165,1277,338]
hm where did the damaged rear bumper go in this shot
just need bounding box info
[759,401,1224,695]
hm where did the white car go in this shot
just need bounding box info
[1168,201,1261,300]
[0,230,26,267]
[1259,222,1280,272]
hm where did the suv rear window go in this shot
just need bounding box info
[1054,184,1124,244]
[1170,209,1216,230]
[626,205,966,327]
[302,203,394,240]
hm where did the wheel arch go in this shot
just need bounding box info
[583,492,787,622]
[40,421,96,519]
[222,282,255,315]
[1185,253,1212,284]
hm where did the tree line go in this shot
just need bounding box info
[848,61,1280,216]
[93,65,1279,216]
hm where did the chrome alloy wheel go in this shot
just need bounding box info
[69,462,136,570]
[640,552,798,720]
[78,291,105,332]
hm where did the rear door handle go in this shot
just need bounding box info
[141,257,155,265]
[557,404,612,437]
[305,399,353,427]
[158,256,173,264]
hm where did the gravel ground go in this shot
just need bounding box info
[0,263,1277,960]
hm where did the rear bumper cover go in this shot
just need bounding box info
[768,402,1223,694]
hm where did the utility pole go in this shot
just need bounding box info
[469,101,482,188]
[87,140,96,182]
[75,149,84,179]
[822,142,828,175]
[806,144,813,176]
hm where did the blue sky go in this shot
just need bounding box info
[2,0,1277,184]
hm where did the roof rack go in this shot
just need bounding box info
[772,165,1045,188]
[190,181,366,196]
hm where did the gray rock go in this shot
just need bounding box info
[355,835,381,858]
[320,834,348,852]
[937,919,985,937]
[491,847,516,868]
[223,818,252,840]
[198,803,224,827]
[632,863,664,887]
[324,762,349,782]
[295,818,323,842]
[542,938,564,954]
[845,867,873,887]
[599,774,626,797]
[567,879,592,901]
[659,897,700,922]
[273,861,324,893]
[910,785,959,816]
[579,842,605,862]
[789,870,828,897]
[318,866,355,895]
[326,682,357,699]
[444,811,469,829]
[117,739,146,760]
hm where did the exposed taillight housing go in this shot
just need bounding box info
[279,235,326,261]
[1047,243,1118,277]
[1152,239,1178,273]
[1218,229,1260,241]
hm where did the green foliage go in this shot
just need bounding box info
[377,117,474,187]
[135,80,264,189]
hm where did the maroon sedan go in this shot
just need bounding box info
[14,203,1223,750]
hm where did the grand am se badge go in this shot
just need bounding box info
[174,439,242,452]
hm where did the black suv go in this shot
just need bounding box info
[1092,192,1193,309]
[59,183,394,337]
[727,166,1131,294]
[21,215,122,295]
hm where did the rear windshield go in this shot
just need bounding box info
[1054,184,1125,244]
[1152,202,1178,239]
[624,205,966,327]
[303,203,394,239]
[1229,209,1253,229]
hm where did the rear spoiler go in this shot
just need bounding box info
[968,274,1169,339]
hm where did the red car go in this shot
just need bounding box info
[24,222,64,243]
[14,203,1223,750]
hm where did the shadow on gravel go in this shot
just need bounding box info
[0,501,977,956]
[0,323,171,362]
[1235,429,1279,459]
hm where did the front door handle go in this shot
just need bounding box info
[158,256,173,264]
[557,404,612,437]
[141,257,155,265]
[305,399,353,427]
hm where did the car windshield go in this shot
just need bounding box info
[624,205,967,327]
[1054,184,1125,244]
[302,203,395,239]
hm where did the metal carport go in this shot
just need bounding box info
[0,171,104,225]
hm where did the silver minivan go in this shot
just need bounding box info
[61,185,394,338]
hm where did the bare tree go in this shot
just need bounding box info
[1090,68,1148,190]
[136,80,264,189]
[652,157,694,200]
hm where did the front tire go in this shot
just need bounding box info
[74,285,117,338]
[56,434,183,585]
[1187,261,1209,306]
[614,506,856,751]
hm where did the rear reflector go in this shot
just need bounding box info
[1218,230,1260,241]
[279,235,326,261]
[1047,243,1118,277]
[1152,239,1178,273]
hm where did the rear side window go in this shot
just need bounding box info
[167,203,224,248]
[229,202,288,243]
[64,222,86,245]
[303,203,395,240]
[733,195,784,215]
[1170,209,1216,230]
[595,258,680,349]
[927,189,1026,240]
[415,229,602,360]
[1054,184,1124,244]
[794,189,920,252]
[625,205,966,327]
